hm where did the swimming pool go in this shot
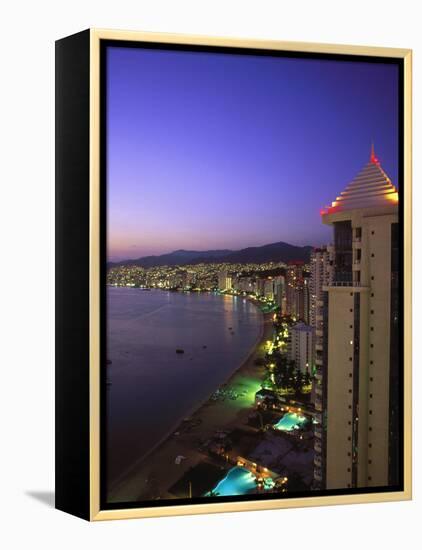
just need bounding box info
[273,412,308,431]
[205,467,258,496]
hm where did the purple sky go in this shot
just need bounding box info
[106,46,399,261]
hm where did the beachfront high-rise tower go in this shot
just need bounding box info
[289,322,314,374]
[285,262,305,320]
[310,246,334,329]
[310,245,334,478]
[315,146,399,490]
[218,270,232,291]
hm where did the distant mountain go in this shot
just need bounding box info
[166,249,233,260]
[110,249,233,268]
[222,241,313,265]
[109,241,312,268]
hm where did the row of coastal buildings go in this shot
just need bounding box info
[218,261,315,375]
[220,146,400,492]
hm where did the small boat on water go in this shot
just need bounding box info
[176,349,185,354]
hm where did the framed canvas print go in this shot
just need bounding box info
[55,29,412,521]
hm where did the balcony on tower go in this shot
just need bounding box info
[315,397,323,412]
[314,468,323,482]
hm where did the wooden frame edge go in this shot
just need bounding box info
[91,490,411,522]
[402,49,412,504]
[89,28,101,521]
[88,29,412,521]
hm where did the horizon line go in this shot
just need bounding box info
[107,238,333,263]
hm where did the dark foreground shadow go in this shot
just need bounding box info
[26,491,55,508]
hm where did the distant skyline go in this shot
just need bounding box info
[106,46,399,262]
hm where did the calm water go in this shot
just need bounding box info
[106,287,263,484]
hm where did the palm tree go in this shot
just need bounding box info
[288,361,296,388]
[294,369,304,396]
[304,368,312,387]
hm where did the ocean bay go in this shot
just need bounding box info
[106,287,263,484]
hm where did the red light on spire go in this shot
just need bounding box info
[370,142,379,165]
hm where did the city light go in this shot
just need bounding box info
[106,145,399,500]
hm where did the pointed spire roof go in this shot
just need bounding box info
[321,145,398,215]
[370,141,378,164]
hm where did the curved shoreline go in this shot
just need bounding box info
[109,300,264,490]
[108,303,273,504]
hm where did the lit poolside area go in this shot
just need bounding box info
[205,466,274,496]
[205,467,256,496]
[273,412,308,432]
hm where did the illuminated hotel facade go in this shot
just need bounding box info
[218,270,232,291]
[289,322,314,374]
[309,246,334,330]
[310,246,334,453]
[314,147,399,490]
[285,262,306,320]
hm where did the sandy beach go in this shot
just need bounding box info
[108,309,274,504]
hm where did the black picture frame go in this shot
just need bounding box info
[55,29,412,521]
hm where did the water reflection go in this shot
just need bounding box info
[106,288,262,484]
